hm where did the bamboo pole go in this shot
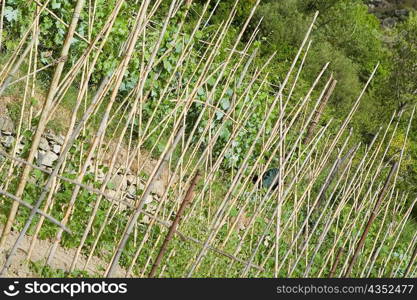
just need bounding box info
[45,0,152,265]
[0,148,259,272]
[344,161,399,277]
[0,0,86,250]
[105,126,184,277]
[0,39,37,95]
[303,78,337,145]
[404,243,417,277]
[0,189,72,234]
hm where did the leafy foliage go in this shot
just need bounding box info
[0,0,416,278]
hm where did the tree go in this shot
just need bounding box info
[388,12,417,110]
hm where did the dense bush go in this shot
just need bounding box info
[1,0,417,278]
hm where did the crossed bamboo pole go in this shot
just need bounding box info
[0,0,415,278]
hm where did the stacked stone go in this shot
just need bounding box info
[1,115,168,222]
[35,133,63,169]
[104,172,166,221]
[0,116,19,164]
[367,0,410,28]
[0,115,64,169]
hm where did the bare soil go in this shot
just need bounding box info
[0,225,125,277]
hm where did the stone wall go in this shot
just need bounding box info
[367,0,412,28]
[0,114,170,221]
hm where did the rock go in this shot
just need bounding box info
[108,174,127,191]
[127,184,136,196]
[145,203,157,214]
[38,151,58,167]
[125,184,137,200]
[370,0,389,8]
[126,175,145,189]
[125,192,135,200]
[144,194,153,205]
[39,137,50,151]
[395,9,408,17]
[51,144,61,154]
[45,133,64,145]
[263,235,272,247]
[128,193,153,206]
[106,190,118,200]
[0,115,14,133]
[367,0,393,10]
[34,150,41,160]
[141,215,151,224]
[126,174,137,185]
[137,181,144,190]
[106,190,128,210]
[149,180,166,197]
[1,135,14,148]
[16,142,25,154]
[96,169,105,182]
[382,17,396,28]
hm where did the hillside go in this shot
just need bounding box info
[0,0,416,278]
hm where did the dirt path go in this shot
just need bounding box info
[0,225,125,277]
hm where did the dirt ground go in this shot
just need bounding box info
[0,225,125,278]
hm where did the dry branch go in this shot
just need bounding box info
[149,170,200,277]
[329,247,344,278]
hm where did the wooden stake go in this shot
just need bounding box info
[149,170,201,277]
[329,247,344,278]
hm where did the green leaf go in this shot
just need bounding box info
[175,42,183,53]
[51,0,61,9]
[107,182,115,190]
[220,98,230,110]
[4,6,18,22]
[195,31,203,39]
[197,87,205,96]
